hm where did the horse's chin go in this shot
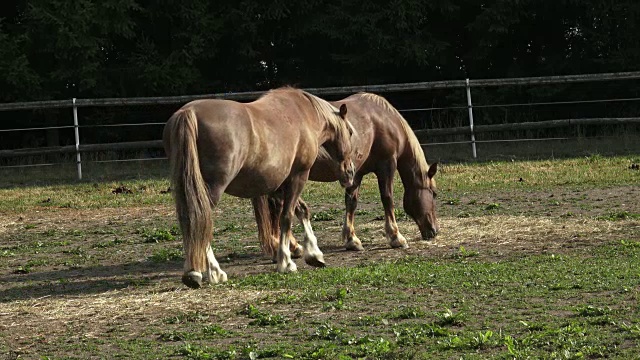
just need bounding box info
[339,177,354,188]
[340,176,354,189]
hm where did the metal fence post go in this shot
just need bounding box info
[465,78,478,159]
[73,98,82,180]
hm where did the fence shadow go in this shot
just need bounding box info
[0,158,170,189]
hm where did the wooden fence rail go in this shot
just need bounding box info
[1,117,638,158]
[1,71,639,178]
[0,140,163,157]
[413,117,640,137]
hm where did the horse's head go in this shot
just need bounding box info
[328,104,356,188]
[403,162,439,239]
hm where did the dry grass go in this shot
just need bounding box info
[0,285,270,357]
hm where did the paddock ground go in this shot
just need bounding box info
[1,156,639,359]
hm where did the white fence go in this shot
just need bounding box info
[1,71,640,180]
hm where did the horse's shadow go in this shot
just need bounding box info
[0,244,402,303]
[0,260,181,302]
[0,251,271,302]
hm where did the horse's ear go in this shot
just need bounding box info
[427,162,438,179]
[339,104,348,119]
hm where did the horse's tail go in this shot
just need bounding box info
[252,195,278,258]
[166,108,211,281]
[253,195,303,260]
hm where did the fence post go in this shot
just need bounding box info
[73,98,82,180]
[465,78,478,158]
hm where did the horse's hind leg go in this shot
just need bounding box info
[376,161,408,249]
[205,244,227,283]
[295,199,325,267]
[343,177,365,251]
[202,185,228,285]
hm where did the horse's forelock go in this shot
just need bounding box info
[316,146,333,161]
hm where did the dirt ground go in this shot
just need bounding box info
[1,185,639,287]
[0,185,639,357]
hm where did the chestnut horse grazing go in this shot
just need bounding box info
[256,92,438,258]
[163,87,355,288]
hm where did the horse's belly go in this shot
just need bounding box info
[224,168,287,198]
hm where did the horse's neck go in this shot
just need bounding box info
[397,150,425,190]
[318,122,337,146]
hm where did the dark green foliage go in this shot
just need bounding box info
[1,0,640,102]
[243,304,286,326]
[2,0,640,155]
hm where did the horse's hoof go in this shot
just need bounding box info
[291,245,304,259]
[345,237,364,251]
[305,255,326,268]
[277,261,298,273]
[389,233,409,249]
[217,271,228,283]
[182,271,203,289]
[346,243,365,251]
[390,239,409,249]
[207,270,228,284]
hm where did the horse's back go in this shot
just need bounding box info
[164,99,266,194]
[192,95,315,198]
[186,99,253,162]
[354,94,407,154]
[165,90,330,198]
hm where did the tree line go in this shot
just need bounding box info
[1,0,639,103]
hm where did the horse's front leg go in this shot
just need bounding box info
[276,173,309,273]
[376,162,408,249]
[294,199,325,267]
[342,179,365,251]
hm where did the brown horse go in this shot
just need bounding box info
[255,92,438,258]
[163,87,355,288]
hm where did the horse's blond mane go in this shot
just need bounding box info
[301,91,351,141]
[357,92,430,176]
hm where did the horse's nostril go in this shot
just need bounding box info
[421,226,438,240]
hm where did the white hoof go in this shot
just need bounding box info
[277,260,297,273]
[207,269,228,284]
[304,252,326,268]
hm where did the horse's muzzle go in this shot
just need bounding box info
[421,226,438,240]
